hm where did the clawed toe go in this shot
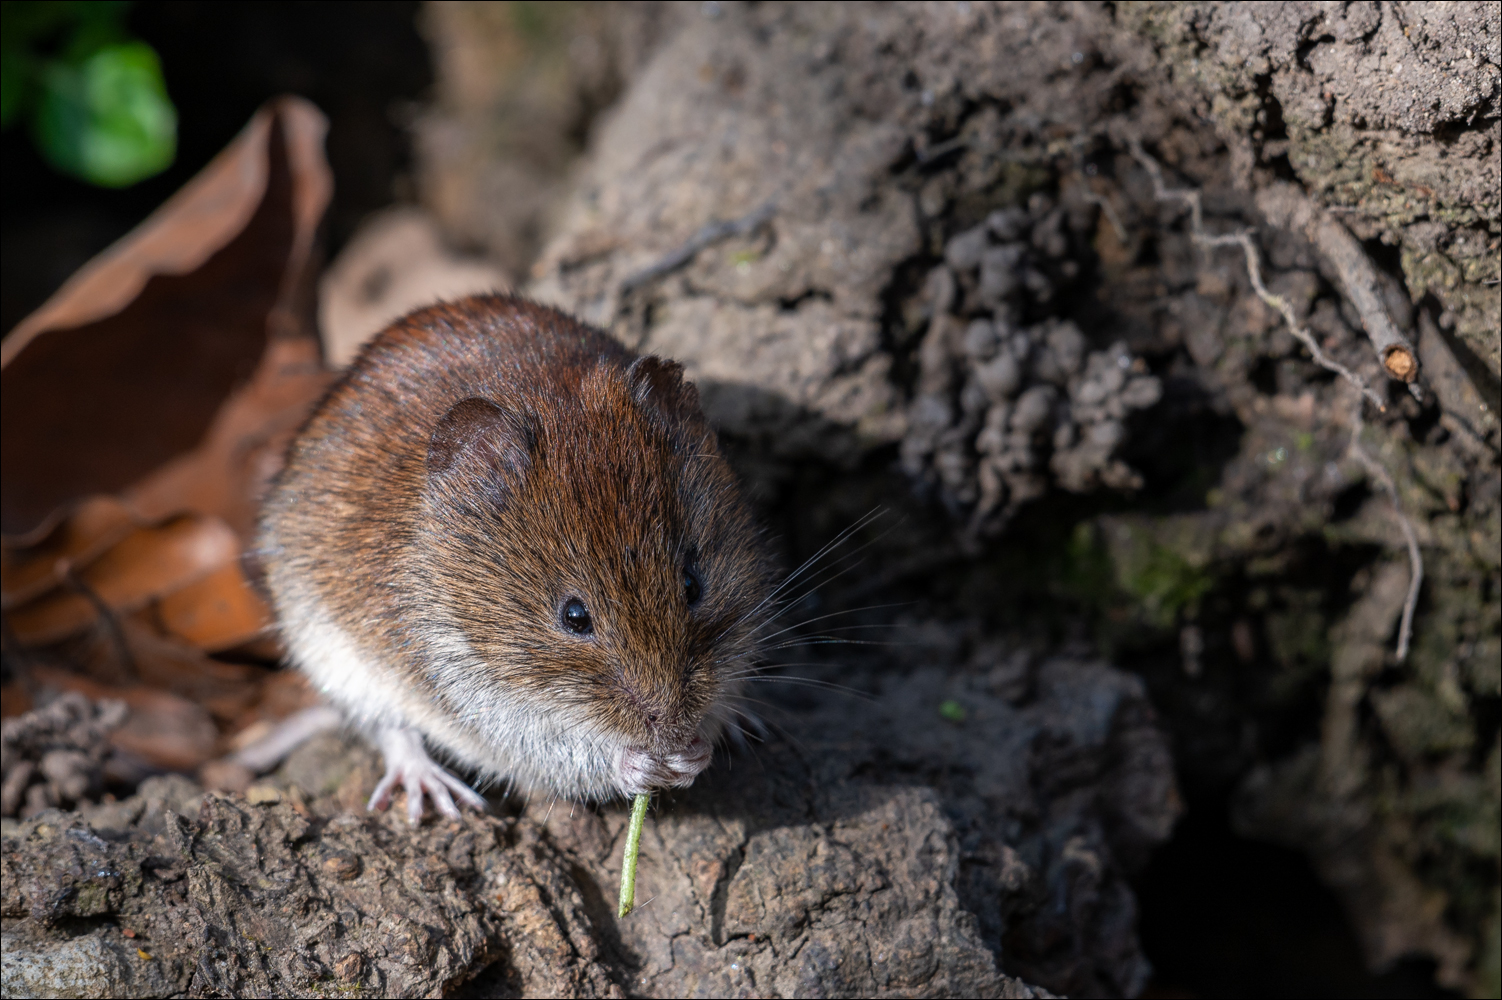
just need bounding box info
[369,726,485,823]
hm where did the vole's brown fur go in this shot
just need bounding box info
[256,294,773,810]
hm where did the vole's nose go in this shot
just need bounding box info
[618,678,686,733]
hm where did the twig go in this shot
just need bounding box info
[619,201,778,294]
[1308,214,1419,382]
[1346,406,1423,662]
[1127,140,1386,410]
[1251,181,1420,383]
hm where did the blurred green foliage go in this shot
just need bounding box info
[2,0,175,186]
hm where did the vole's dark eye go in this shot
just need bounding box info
[682,568,702,606]
[561,598,593,635]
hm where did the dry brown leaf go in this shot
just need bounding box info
[118,618,268,721]
[154,560,272,652]
[122,334,332,541]
[0,496,138,609]
[1,96,332,542]
[0,685,33,719]
[5,115,275,364]
[0,97,338,762]
[5,515,239,646]
[111,700,221,773]
[226,669,321,740]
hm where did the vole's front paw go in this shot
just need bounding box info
[370,726,486,823]
[617,736,713,794]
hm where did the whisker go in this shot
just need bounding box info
[743,677,877,699]
[744,555,879,637]
[773,507,889,598]
[745,515,909,635]
[708,625,905,670]
[715,696,809,753]
[759,637,903,651]
[754,628,910,652]
[750,602,912,644]
[716,508,889,642]
[723,671,877,700]
[722,658,873,675]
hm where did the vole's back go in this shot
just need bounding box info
[260,296,632,638]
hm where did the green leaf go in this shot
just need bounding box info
[938,699,967,723]
[33,40,175,187]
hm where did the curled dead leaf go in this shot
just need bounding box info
[1,98,338,771]
[5,515,239,646]
[1,96,333,541]
[154,562,272,652]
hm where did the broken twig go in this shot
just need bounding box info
[619,200,778,294]
[1312,214,1420,382]
[1253,183,1420,384]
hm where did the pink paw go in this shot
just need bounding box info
[369,727,486,823]
[616,736,713,795]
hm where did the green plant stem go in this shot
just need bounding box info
[617,792,649,917]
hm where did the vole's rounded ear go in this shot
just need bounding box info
[626,356,710,446]
[427,397,534,500]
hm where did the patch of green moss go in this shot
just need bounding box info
[1110,524,1214,628]
[73,881,111,916]
[1059,516,1217,632]
[1059,520,1117,607]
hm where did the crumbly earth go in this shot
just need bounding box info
[2,767,618,999]
[1,693,126,818]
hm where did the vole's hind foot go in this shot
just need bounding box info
[228,705,344,773]
[370,725,486,823]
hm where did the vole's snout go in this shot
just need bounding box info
[615,736,712,796]
[616,675,691,736]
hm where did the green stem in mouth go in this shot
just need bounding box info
[618,792,650,917]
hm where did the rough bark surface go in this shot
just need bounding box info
[2,770,620,999]
[537,656,1175,999]
[1,652,1172,997]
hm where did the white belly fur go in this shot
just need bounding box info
[278,601,624,799]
